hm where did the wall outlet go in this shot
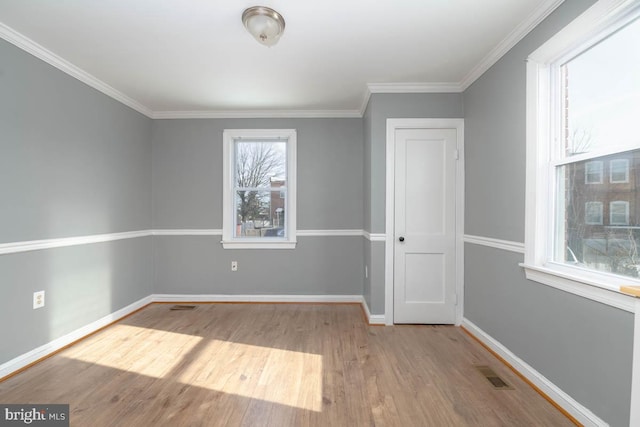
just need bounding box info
[231,261,238,272]
[33,291,45,309]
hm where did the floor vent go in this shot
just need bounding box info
[169,305,197,311]
[474,365,513,390]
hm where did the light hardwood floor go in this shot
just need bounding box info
[0,303,575,426]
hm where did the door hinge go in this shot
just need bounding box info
[454,149,460,160]
[453,293,458,305]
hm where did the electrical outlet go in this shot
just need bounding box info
[33,291,45,309]
[231,261,238,272]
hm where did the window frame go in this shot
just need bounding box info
[222,129,297,249]
[585,161,603,184]
[610,158,630,183]
[524,0,640,308]
[585,201,603,225]
[610,200,630,225]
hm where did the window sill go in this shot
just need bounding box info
[520,263,636,313]
[221,240,297,250]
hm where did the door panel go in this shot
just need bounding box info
[394,128,457,324]
[404,253,445,302]
[404,137,445,236]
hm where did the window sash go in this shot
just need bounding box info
[524,0,640,303]
[610,159,630,183]
[610,201,630,225]
[584,161,603,184]
[235,186,288,192]
[222,129,297,249]
[585,201,603,225]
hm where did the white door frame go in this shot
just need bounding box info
[385,118,465,325]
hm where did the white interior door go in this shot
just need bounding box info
[393,128,457,324]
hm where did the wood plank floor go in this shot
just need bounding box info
[0,303,574,426]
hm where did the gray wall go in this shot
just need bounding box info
[151,118,364,295]
[465,245,633,425]
[152,118,363,230]
[0,38,153,364]
[363,93,464,314]
[154,236,362,295]
[3,3,633,423]
[463,0,633,425]
[364,93,464,233]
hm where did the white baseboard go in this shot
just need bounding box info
[151,294,364,303]
[361,299,386,325]
[0,295,153,380]
[462,318,607,427]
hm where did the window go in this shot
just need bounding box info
[525,1,640,294]
[610,159,629,183]
[222,129,297,249]
[585,201,603,225]
[610,201,630,225]
[585,161,603,184]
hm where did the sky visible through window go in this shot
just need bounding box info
[564,17,640,156]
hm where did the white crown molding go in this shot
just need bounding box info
[462,318,607,427]
[359,83,464,115]
[151,109,362,119]
[359,88,373,116]
[460,0,566,90]
[0,230,152,255]
[1,0,563,118]
[0,295,152,380]
[367,82,463,94]
[463,234,525,254]
[0,22,154,118]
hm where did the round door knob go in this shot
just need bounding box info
[399,236,405,242]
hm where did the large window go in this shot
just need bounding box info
[222,129,297,249]
[526,1,640,294]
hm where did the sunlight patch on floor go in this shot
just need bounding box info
[178,339,323,412]
[62,324,203,378]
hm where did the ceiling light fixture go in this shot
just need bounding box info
[242,6,286,47]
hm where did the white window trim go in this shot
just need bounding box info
[523,0,640,310]
[585,201,603,225]
[585,161,603,184]
[610,158,630,183]
[610,200,630,225]
[222,129,297,249]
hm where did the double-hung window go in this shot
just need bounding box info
[222,129,297,249]
[525,0,640,295]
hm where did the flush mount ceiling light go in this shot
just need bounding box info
[242,6,286,47]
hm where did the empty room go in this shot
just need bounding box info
[1,0,639,426]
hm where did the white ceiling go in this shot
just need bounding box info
[0,0,562,117]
